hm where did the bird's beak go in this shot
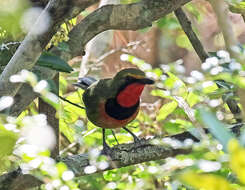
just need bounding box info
[139,78,154,85]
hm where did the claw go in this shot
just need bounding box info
[101,143,112,155]
[123,127,141,143]
[111,129,119,145]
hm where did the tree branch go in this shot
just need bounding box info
[68,0,192,57]
[174,8,209,62]
[1,122,242,189]
[0,139,191,190]
[8,66,56,116]
[7,0,192,116]
[0,0,99,97]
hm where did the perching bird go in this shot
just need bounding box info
[73,68,154,154]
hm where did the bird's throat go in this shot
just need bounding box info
[117,83,145,107]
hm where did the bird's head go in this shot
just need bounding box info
[112,68,154,108]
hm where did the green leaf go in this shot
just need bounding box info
[60,90,85,142]
[103,170,121,181]
[186,92,202,107]
[151,89,174,100]
[202,81,218,94]
[157,16,180,29]
[37,52,73,73]
[198,109,234,151]
[164,72,188,98]
[163,122,183,134]
[157,101,178,121]
[179,171,233,190]
[176,33,192,50]
[0,128,18,158]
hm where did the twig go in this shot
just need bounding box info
[58,95,85,110]
[174,7,209,62]
[0,41,21,51]
[174,7,243,124]
[95,40,144,64]
[60,142,78,155]
[0,139,191,190]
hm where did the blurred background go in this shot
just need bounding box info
[1,0,245,189]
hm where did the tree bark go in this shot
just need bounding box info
[0,0,99,97]
[38,73,60,158]
[0,139,191,190]
[7,0,192,116]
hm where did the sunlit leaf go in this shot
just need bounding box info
[227,139,245,184]
[179,171,233,190]
[164,72,188,98]
[163,121,183,134]
[151,89,174,100]
[103,170,121,181]
[56,162,68,177]
[186,92,202,107]
[0,127,18,158]
[157,101,178,121]
[176,33,192,50]
[157,15,180,29]
[202,81,219,94]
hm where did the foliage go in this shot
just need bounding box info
[37,52,73,73]
[2,1,245,190]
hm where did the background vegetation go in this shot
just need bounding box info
[1,0,245,189]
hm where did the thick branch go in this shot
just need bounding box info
[8,0,192,116]
[68,0,192,57]
[1,122,242,189]
[39,73,60,158]
[59,140,191,176]
[0,139,191,190]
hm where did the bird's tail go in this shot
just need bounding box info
[73,76,97,90]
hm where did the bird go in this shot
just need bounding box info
[73,68,154,154]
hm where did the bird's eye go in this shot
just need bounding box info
[126,76,132,81]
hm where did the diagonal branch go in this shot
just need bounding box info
[8,0,192,116]
[174,8,209,62]
[0,0,99,97]
[68,0,192,57]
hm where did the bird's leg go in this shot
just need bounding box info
[101,129,112,155]
[111,130,119,145]
[123,127,140,143]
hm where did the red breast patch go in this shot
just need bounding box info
[117,83,145,107]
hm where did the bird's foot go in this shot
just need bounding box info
[101,143,113,155]
[133,136,141,144]
[123,127,141,144]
